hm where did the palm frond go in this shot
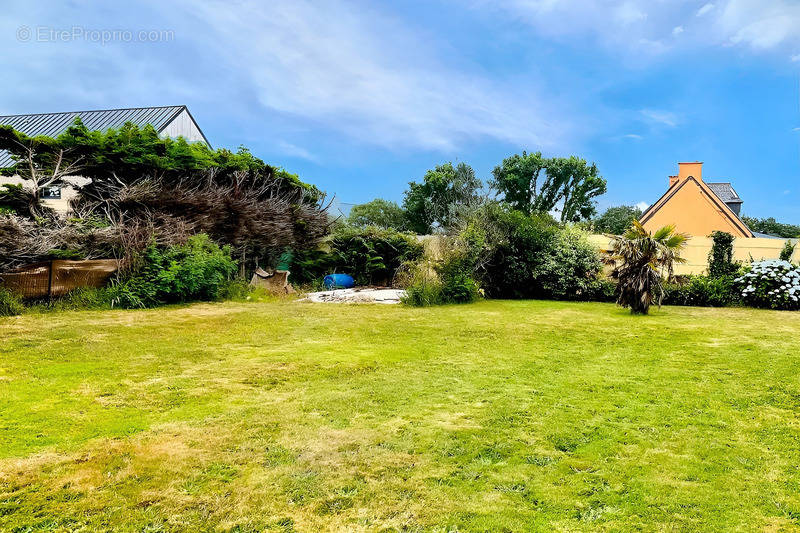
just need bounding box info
[608,223,686,314]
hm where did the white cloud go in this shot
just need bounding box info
[615,1,647,24]
[792,127,800,132]
[696,3,715,17]
[792,54,800,62]
[476,0,800,60]
[638,38,669,54]
[717,0,800,49]
[277,141,318,162]
[622,133,643,140]
[170,0,568,152]
[636,201,649,211]
[640,109,680,127]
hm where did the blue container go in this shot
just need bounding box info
[323,273,355,289]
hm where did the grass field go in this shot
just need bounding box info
[2,299,800,531]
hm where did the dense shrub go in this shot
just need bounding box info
[114,234,238,308]
[663,275,738,307]
[464,204,602,300]
[291,226,424,286]
[403,205,602,306]
[401,238,481,306]
[584,277,617,302]
[0,288,24,316]
[538,227,604,299]
[438,261,481,304]
[402,277,444,307]
[735,260,800,310]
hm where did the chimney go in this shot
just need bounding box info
[668,175,678,188]
[677,161,702,183]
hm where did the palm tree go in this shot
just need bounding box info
[606,220,688,314]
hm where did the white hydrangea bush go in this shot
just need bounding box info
[735,259,800,310]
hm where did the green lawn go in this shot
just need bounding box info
[2,300,800,531]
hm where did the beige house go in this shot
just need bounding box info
[0,105,210,213]
[640,162,753,238]
[589,161,798,274]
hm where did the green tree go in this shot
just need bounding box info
[607,220,687,314]
[708,231,740,278]
[403,162,482,234]
[546,156,607,222]
[741,216,800,239]
[593,205,643,235]
[347,198,407,230]
[490,152,606,221]
[489,151,548,215]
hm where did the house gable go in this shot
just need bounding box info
[641,170,753,238]
[158,107,211,147]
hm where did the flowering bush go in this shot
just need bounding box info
[735,260,800,310]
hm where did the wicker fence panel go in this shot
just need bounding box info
[0,259,120,298]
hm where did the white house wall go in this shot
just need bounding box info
[159,109,207,144]
[0,175,89,213]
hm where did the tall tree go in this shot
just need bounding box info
[490,152,607,222]
[403,162,482,234]
[346,198,407,230]
[547,156,607,222]
[489,151,547,215]
[593,205,643,235]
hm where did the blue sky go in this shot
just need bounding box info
[1,0,799,221]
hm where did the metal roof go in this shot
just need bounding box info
[706,182,742,204]
[0,105,203,168]
[751,231,785,240]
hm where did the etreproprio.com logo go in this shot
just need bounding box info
[16,25,174,45]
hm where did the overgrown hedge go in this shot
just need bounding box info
[663,275,739,307]
[403,204,608,306]
[113,234,239,308]
[465,204,604,301]
[1,234,245,315]
[290,226,424,287]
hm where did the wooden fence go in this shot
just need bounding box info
[0,259,120,299]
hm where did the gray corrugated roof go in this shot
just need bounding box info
[0,105,188,168]
[706,182,742,204]
[751,231,785,240]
